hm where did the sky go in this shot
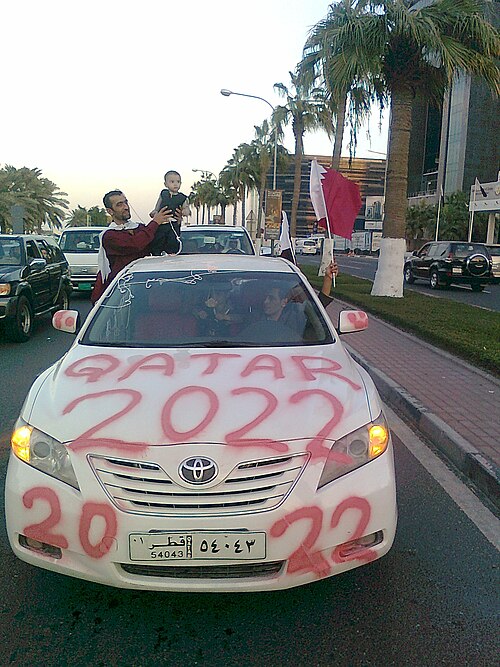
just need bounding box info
[2,0,388,223]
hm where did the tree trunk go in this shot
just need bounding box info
[371,86,413,298]
[290,124,304,238]
[241,185,246,227]
[331,94,347,171]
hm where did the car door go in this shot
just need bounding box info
[25,239,51,311]
[39,238,66,303]
[413,243,431,278]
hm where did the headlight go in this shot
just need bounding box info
[11,419,79,490]
[317,412,390,489]
[0,283,11,296]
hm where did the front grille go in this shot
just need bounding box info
[119,560,285,579]
[89,453,308,517]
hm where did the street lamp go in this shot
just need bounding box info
[220,88,277,190]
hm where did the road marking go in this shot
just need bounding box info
[385,405,500,550]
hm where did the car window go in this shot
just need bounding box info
[25,240,41,259]
[37,240,55,262]
[60,230,103,253]
[0,239,22,265]
[82,270,334,348]
[417,244,430,257]
[46,239,66,263]
[180,230,254,255]
[451,243,486,258]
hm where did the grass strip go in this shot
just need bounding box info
[300,264,500,377]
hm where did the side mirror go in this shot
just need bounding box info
[52,309,80,334]
[29,258,47,271]
[338,309,368,334]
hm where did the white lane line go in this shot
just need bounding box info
[385,405,500,550]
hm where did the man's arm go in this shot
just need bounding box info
[318,259,339,307]
[103,209,170,255]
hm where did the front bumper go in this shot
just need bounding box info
[5,443,397,592]
[0,295,19,321]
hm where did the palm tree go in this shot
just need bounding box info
[273,71,332,237]
[220,143,258,226]
[299,0,377,170]
[304,0,499,297]
[0,165,69,232]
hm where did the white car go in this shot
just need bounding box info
[295,239,318,255]
[59,226,107,293]
[180,225,255,255]
[6,255,397,592]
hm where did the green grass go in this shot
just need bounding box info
[300,264,500,377]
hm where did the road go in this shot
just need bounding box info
[1,298,498,666]
[299,254,500,312]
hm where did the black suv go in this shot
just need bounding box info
[404,241,493,292]
[0,234,72,342]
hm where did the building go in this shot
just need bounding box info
[269,155,386,241]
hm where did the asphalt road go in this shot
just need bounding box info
[1,298,498,666]
[299,254,500,312]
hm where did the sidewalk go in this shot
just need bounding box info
[325,299,500,511]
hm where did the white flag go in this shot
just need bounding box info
[309,159,328,221]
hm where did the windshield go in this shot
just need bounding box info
[59,230,103,253]
[82,270,334,348]
[180,230,254,255]
[0,239,23,265]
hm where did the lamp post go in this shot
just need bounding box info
[192,168,216,181]
[220,89,277,191]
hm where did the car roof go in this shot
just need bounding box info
[124,254,297,275]
[60,226,107,232]
[0,234,55,241]
[181,225,248,233]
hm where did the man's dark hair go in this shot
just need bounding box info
[164,170,181,181]
[103,190,123,209]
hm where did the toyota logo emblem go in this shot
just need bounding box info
[179,457,218,484]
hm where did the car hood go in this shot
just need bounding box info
[23,342,381,456]
[0,266,21,281]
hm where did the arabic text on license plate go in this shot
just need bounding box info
[129,532,266,561]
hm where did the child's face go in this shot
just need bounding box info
[165,173,181,193]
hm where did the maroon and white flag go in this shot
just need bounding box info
[309,159,361,240]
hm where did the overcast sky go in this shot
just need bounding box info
[2,0,388,222]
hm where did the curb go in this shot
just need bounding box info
[346,345,500,512]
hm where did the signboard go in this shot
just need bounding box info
[11,205,25,234]
[371,232,382,253]
[365,196,384,221]
[468,180,500,212]
[264,190,282,240]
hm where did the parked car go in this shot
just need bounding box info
[180,225,255,255]
[0,234,72,342]
[485,244,500,283]
[403,241,493,291]
[59,226,107,293]
[295,239,318,255]
[6,254,396,591]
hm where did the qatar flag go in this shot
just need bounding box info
[309,159,362,240]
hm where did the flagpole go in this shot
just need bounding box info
[319,168,335,287]
[468,182,477,242]
[435,186,442,242]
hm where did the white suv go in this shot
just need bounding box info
[59,227,107,293]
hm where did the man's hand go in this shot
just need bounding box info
[153,206,174,225]
[325,259,339,280]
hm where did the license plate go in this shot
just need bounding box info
[129,531,266,561]
[452,267,462,274]
[78,283,92,290]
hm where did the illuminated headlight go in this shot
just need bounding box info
[11,419,79,490]
[0,283,11,296]
[317,412,390,489]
